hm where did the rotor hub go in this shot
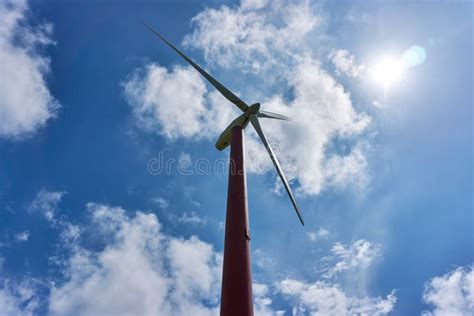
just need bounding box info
[245,103,261,117]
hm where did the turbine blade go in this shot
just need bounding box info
[141,21,249,112]
[258,111,291,121]
[250,116,304,225]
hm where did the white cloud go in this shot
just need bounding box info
[245,60,371,195]
[183,0,320,73]
[0,231,30,247]
[252,245,394,316]
[4,198,398,315]
[422,265,474,316]
[254,248,277,271]
[124,0,372,196]
[190,200,201,208]
[28,190,65,222]
[15,231,29,242]
[372,100,382,108]
[178,211,207,225]
[0,280,39,316]
[123,65,208,140]
[277,278,396,315]
[151,196,169,209]
[167,236,221,307]
[123,64,237,141]
[344,9,371,24]
[327,239,382,277]
[26,190,82,255]
[49,203,222,316]
[241,0,269,10]
[123,64,235,143]
[253,283,286,316]
[307,227,330,241]
[0,0,59,139]
[328,49,366,78]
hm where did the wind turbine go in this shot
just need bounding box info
[142,22,304,316]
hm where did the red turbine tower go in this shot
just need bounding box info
[220,126,253,315]
[143,22,304,316]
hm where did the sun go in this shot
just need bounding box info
[371,57,404,88]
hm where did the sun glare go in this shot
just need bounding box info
[371,57,403,88]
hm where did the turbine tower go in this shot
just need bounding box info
[143,22,304,316]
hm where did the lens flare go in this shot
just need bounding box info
[401,45,426,68]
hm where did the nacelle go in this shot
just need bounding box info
[215,103,260,151]
[215,112,250,151]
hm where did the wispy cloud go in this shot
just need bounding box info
[28,190,65,223]
[307,227,330,241]
[15,231,29,242]
[0,230,30,248]
[151,196,169,209]
[178,211,207,225]
[326,239,382,278]
[276,278,396,315]
[328,49,366,78]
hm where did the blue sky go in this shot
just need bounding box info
[0,0,472,315]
